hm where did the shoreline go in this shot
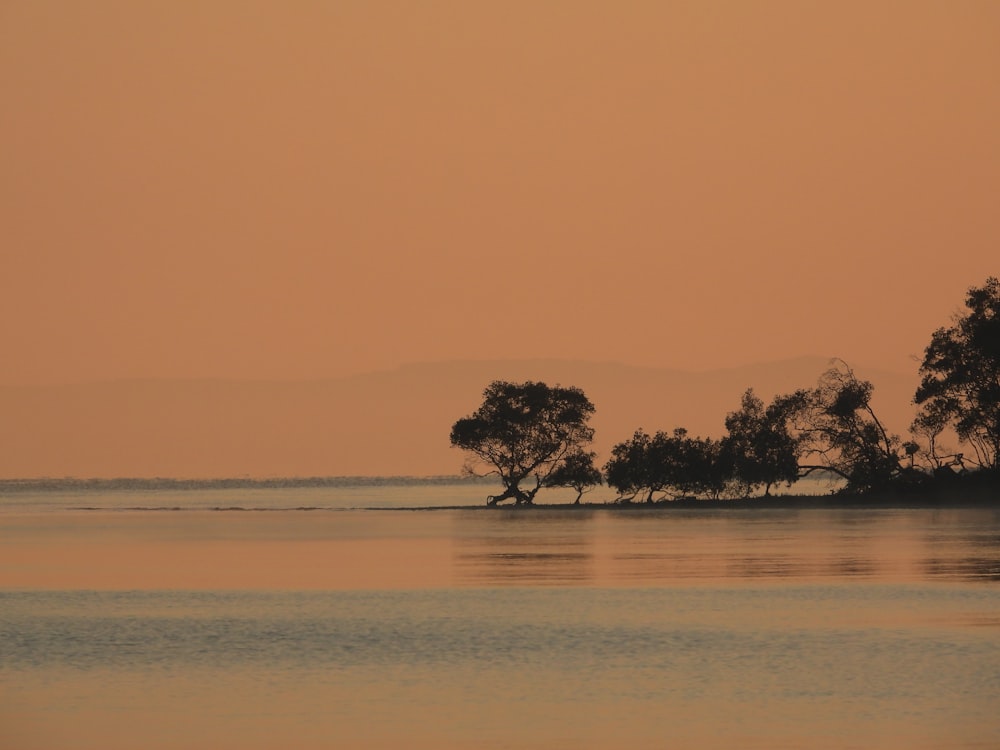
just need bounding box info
[2,477,996,513]
[397,494,1000,512]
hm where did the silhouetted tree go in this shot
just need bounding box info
[604,429,660,502]
[790,361,902,492]
[604,428,728,502]
[678,432,730,499]
[544,449,602,503]
[722,389,803,497]
[450,381,598,505]
[909,398,954,471]
[914,277,1000,470]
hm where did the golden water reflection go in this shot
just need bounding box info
[3,506,1000,750]
[452,507,1000,586]
[1,507,999,591]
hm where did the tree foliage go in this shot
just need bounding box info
[603,391,803,503]
[604,428,727,502]
[544,449,603,503]
[789,361,902,492]
[450,381,598,505]
[449,279,1000,505]
[722,389,802,497]
[914,277,1000,470]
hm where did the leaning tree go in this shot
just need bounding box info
[789,361,902,492]
[450,380,600,505]
[914,277,1000,471]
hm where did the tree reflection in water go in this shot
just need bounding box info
[452,507,1000,586]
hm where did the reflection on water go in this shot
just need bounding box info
[923,556,1000,582]
[3,506,999,590]
[454,510,597,584]
[452,508,1000,586]
[829,554,878,578]
[3,500,1000,750]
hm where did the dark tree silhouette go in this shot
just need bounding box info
[450,381,598,505]
[678,432,730,499]
[722,389,802,497]
[910,398,956,471]
[604,429,660,503]
[604,428,727,502]
[544,449,602,503]
[914,277,1000,470]
[789,361,902,492]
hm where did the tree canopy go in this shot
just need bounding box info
[791,361,902,492]
[451,277,999,505]
[604,428,728,502]
[603,364,904,501]
[450,380,599,505]
[914,277,1000,470]
[722,389,802,497]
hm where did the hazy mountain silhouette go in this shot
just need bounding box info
[0,357,918,478]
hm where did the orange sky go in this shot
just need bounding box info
[2,1,998,386]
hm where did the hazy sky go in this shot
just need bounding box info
[3,1,998,386]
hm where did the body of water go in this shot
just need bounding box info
[2,483,999,749]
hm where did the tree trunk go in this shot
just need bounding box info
[487,486,520,505]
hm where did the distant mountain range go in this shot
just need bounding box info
[0,357,920,479]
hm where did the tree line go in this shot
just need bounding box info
[450,277,1000,505]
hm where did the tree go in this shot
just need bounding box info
[790,361,902,492]
[604,428,728,502]
[450,381,598,505]
[914,277,1000,470]
[604,429,660,503]
[722,389,802,497]
[544,449,602,504]
[909,397,955,471]
[677,432,730,499]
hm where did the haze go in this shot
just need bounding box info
[1,2,997,476]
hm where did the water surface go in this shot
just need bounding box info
[2,486,998,749]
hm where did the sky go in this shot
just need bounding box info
[2,1,998,387]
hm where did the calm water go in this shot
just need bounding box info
[2,484,999,749]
